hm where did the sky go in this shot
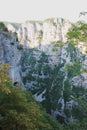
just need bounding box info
[0,0,87,23]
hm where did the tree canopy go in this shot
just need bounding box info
[67,21,87,44]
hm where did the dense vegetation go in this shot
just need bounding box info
[67,21,87,44]
[1,63,87,129]
[0,64,62,130]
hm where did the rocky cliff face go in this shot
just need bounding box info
[1,18,87,122]
[0,28,23,87]
[3,18,72,85]
[17,18,71,48]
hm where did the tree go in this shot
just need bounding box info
[67,21,87,44]
[0,64,11,93]
[64,97,87,130]
[0,64,63,130]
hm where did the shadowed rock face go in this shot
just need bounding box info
[0,30,23,87]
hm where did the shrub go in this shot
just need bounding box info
[17,44,23,50]
[52,41,63,52]
[0,22,8,32]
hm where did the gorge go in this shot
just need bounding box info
[0,18,87,124]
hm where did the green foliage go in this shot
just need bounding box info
[82,69,87,73]
[67,21,87,44]
[65,62,82,78]
[72,86,87,98]
[64,121,86,130]
[20,47,87,129]
[0,22,8,32]
[39,52,48,63]
[63,80,72,102]
[21,50,61,113]
[66,42,80,62]
[64,97,87,130]
[0,64,11,93]
[49,66,65,110]
[52,41,63,52]
[0,65,63,130]
[72,97,87,119]
[21,50,36,84]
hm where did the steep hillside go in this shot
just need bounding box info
[0,18,87,123]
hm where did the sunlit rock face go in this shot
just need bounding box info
[17,18,71,48]
[4,22,20,33]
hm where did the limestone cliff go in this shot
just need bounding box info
[17,18,71,48]
[0,18,87,122]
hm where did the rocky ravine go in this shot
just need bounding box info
[1,18,87,122]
